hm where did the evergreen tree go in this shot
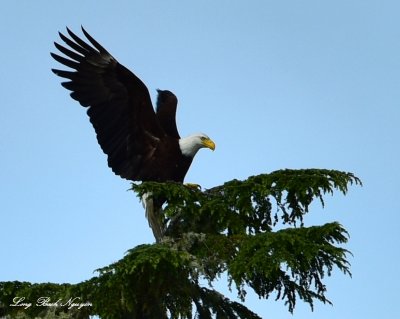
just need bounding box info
[0,169,361,318]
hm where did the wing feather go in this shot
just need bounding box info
[51,53,80,69]
[54,42,84,62]
[58,31,89,56]
[66,27,96,53]
[52,27,166,180]
[156,89,180,139]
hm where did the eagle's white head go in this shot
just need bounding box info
[179,133,216,158]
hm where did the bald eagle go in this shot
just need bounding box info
[51,27,215,240]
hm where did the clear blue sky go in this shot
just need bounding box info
[1,1,399,318]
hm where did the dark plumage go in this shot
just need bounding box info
[51,27,215,184]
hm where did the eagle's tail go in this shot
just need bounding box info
[141,192,164,242]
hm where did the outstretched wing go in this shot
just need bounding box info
[51,27,166,180]
[156,89,180,139]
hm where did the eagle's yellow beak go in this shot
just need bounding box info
[202,138,216,151]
